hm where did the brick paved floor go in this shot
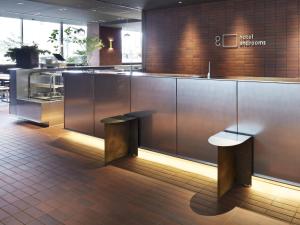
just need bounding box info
[0,104,297,225]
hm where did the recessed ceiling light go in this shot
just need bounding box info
[178,1,183,4]
[91,9,97,12]
[17,2,24,5]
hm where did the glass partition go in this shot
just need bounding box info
[63,24,87,63]
[0,17,22,64]
[23,20,60,55]
[122,30,142,63]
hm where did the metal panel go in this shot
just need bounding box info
[64,73,94,136]
[94,74,131,138]
[9,70,17,115]
[131,76,177,154]
[16,100,42,123]
[238,81,300,184]
[177,79,237,163]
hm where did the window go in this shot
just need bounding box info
[0,17,22,64]
[122,30,142,63]
[23,20,60,55]
[0,17,88,65]
[63,24,87,63]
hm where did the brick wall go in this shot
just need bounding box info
[143,0,300,77]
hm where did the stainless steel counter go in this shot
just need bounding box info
[63,71,300,186]
[79,70,300,83]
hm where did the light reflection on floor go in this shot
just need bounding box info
[61,130,300,203]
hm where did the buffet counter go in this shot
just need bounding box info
[8,65,141,126]
[63,71,300,186]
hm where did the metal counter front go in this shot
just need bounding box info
[177,79,237,163]
[94,74,131,138]
[131,76,177,154]
[64,73,94,135]
[238,81,300,184]
[63,72,300,186]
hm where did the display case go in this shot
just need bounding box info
[28,71,64,101]
[9,69,66,126]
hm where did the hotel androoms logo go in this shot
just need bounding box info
[215,34,267,48]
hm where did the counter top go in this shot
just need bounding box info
[62,70,300,84]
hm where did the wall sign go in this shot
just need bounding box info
[215,34,267,48]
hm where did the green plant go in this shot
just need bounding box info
[5,44,50,62]
[49,27,104,65]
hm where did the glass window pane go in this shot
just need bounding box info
[63,24,87,64]
[23,20,60,55]
[0,17,22,64]
[122,30,142,63]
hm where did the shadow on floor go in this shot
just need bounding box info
[190,186,247,216]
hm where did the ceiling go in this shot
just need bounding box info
[0,0,219,28]
[0,0,141,24]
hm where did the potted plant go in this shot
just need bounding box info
[5,44,50,69]
[49,27,104,65]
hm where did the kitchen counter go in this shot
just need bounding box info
[63,70,300,187]
[63,70,300,83]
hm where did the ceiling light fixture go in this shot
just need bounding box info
[178,1,183,4]
[17,2,24,5]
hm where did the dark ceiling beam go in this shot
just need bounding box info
[100,18,141,26]
[96,0,142,11]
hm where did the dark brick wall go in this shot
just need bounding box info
[100,26,122,66]
[143,0,300,77]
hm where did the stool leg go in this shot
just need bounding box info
[218,147,235,198]
[128,119,138,156]
[235,138,253,186]
[104,123,130,165]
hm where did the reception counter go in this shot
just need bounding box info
[63,71,300,186]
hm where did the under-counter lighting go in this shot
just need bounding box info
[252,177,300,201]
[64,132,105,151]
[138,148,218,180]
[137,148,300,200]
[62,132,300,201]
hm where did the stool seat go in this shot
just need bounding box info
[209,131,251,147]
[101,115,136,124]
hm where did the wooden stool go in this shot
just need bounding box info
[101,115,138,165]
[209,131,253,198]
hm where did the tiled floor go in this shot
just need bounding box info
[0,104,299,225]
